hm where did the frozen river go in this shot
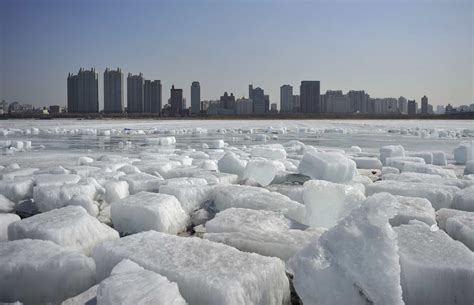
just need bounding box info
[1,119,473,168]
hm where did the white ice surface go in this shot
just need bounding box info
[111,191,189,235]
[298,151,357,183]
[0,213,20,241]
[8,205,119,254]
[0,239,96,304]
[92,230,290,305]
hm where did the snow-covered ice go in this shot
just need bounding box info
[93,230,290,305]
[8,205,119,254]
[395,221,474,305]
[298,151,357,183]
[96,259,186,305]
[0,213,20,241]
[111,191,189,235]
[0,239,96,304]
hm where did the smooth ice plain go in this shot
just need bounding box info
[0,119,473,305]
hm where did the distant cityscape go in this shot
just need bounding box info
[1,67,473,117]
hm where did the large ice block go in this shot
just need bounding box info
[92,231,290,305]
[242,159,286,186]
[159,184,214,213]
[394,221,474,305]
[445,215,474,250]
[303,180,366,228]
[390,195,436,226]
[298,151,357,183]
[0,239,96,304]
[111,191,189,235]
[380,145,405,165]
[8,206,119,254]
[288,193,404,305]
[251,144,287,160]
[452,186,474,211]
[366,180,459,210]
[212,185,305,223]
[0,213,20,241]
[96,259,186,305]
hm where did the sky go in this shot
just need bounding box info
[0,0,473,109]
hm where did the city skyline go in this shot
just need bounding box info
[1,0,473,108]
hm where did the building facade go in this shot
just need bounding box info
[421,95,428,115]
[347,90,368,113]
[127,73,144,113]
[220,92,235,110]
[408,100,417,115]
[398,96,408,114]
[104,68,124,113]
[170,85,183,116]
[144,80,162,114]
[235,98,253,115]
[191,81,201,114]
[300,81,321,113]
[67,68,99,113]
[280,85,293,112]
[249,85,267,114]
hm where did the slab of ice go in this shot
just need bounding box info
[96,259,186,305]
[119,173,163,194]
[366,180,459,210]
[352,157,382,169]
[212,185,305,224]
[209,139,225,149]
[303,180,366,228]
[204,229,321,261]
[0,213,20,241]
[92,231,290,305]
[104,181,129,203]
[288,193,404,305]
[453,143,474,165]
[464,160,474,175]
[386,156,425,170]
[61,285,98,305]
[34,173,81,187]
[390,196,436,226]
[383,172,474,189]
[251,144,287,160]
[34,180,102,212]
[394,221,474,305]
[0,177,34,202]
[380,145,405,165]
[436,208,474,230]
[1,167,39,180]
[145,136,176,146]
[0,239,96,304]
[400,162,456,178]
[159,184,214,213]
[217,152,247,177]
[111,191,188,235]
[205,208,293,233]
[409,152,433,164]
[0,194,15,213]
[66,165,102,177]
[298,151,357,183]
[382,166,400,175]
[431,151,447,166]
[452,186,474,211]
[242,159,285,186]
[8,206,119,254]
[265,184,305,204]
[445,216,474,250]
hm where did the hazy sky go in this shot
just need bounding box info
[1,0,472,109]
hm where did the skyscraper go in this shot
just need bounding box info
[249,85,266,114]
[220,92,235,110]
[398,96,408,114]
[280,85,293,112]
[300,81,321,113]
[191,81,201,114]
[408,100,417,115]
[421,95,428,115]
[127,73,144,113]
[103,68,123,113]
[170,85,183,116]
[144,80,162,114]
[347,90,368,113]
[67,68,99,113]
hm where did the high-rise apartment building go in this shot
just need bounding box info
[421,95,428,115]
[249,85,267,114]
[191,81,201,114]
[300,81,321,113]
[170,85,183,116]
[280,85,293,112]
[104,68,124,113]
[144,80,162,114]
[67,68,99,113]
[127,73,144,113]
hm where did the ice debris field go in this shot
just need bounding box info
[0,119,473,305]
